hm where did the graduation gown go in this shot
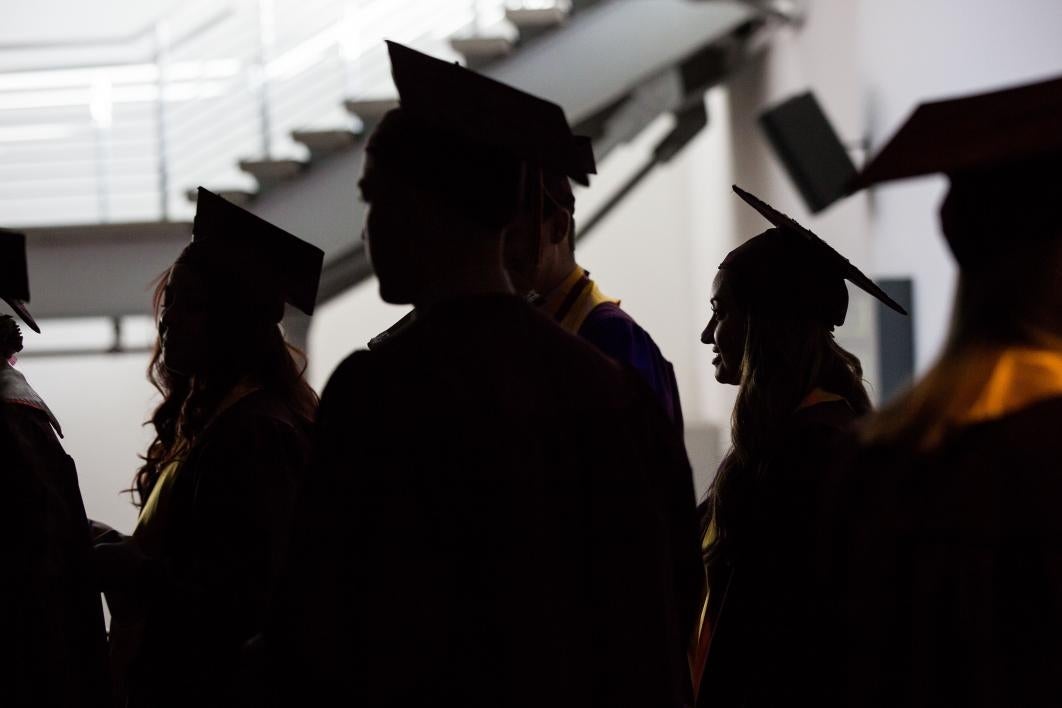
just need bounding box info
[540,268,684,426]
[0,365,110,708]
[841,392,1062,707]
[110,388,310,708]
[275,293,702,708]
[697,397,857,708]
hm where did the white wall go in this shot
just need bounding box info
[858,0,1062,370]
[17,353,155,534]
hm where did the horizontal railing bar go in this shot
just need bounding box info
[0,4,235,64]
[165,115,259,158]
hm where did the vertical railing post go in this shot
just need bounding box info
[256,0,276,159]
[90,73,113,223]
[154,21,171,221]
[340,0,359,99]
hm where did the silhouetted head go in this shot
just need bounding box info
[0,314,23,362]
[703,188,906,388]
[940,165,1062,343]
[157,241,290,376]
[360,108,523,306]
[850,74,1062,343]
[701,231,871,408]
[135,243,318,508]
[369,42,595,306]
[702,267,747,386]
[850,75,1062,449]
[503,171,576,296]
[134,194,321,508]
[0,228,40,334]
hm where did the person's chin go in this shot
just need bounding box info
[377,281,412,306]
[713,364,738,386]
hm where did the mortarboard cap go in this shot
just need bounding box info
[722,185,908,327]
[386,41,596,185]
[0,228,39,333]
[852,74,1062,189]
[192,187,324,316]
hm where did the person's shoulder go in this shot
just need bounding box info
[966,395,1062,440]
[580,302,673,364]
[942,395,1062,468]
[321,348,386,400]
[0,399,60,445]
[208,389,310,444]
[580,302,650,342]
[793,399,860,435]
[534,309,632,381]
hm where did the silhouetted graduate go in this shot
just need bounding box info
[273,41,703,708]
[0,229,110,707]
[840,75,1062,706]
[94,189,321,708]
[504,157,684,425]
[372,111,683,426]
[693,188,905,707]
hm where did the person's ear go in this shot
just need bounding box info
[547,208,573,246]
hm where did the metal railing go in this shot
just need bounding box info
[0,0,515,227]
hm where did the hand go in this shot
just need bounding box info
[94,540,152,619]
[94,540,149,587]
[88,518,126,545]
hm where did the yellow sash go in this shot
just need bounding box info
[956,345,1062,426]
[134,382,262,551]
[538,267,620,334]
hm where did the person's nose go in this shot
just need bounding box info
[701,315,716,345]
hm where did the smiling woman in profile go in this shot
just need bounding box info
[691,187,906,708]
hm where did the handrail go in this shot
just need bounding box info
[0,0,516,228]
[0,5,236,74]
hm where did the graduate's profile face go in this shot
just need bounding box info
[504,198,571,296]
[159,263,210,375]
[504,209,543,295]
[702,269,745,386]
[360,155,420,304]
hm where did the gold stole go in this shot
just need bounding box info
[539,267,620,334]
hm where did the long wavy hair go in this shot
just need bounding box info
[705,314,870,585]
[130,249,318,509]
[861,251,1062,451]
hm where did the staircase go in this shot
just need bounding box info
[3,0,791,344]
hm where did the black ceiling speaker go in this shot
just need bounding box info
[759,91,856,213]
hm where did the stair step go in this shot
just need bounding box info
[449,36,514,69]
[291,128,361,160]
[237,158,307,191]
[184,188,256,206]
[506,5,570,30]
[343,98,399,128]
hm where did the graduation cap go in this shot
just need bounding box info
[852,74,1062,189]
[191,187,324,316]
[0,228,39,334]
[386,40,596,185]
[721,185,907,327]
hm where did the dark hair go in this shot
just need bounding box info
[130,256,318,509]
[862,240,1062,451]
[362,108,524,233]
[705,313,870,583]
[0,315,23,360]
